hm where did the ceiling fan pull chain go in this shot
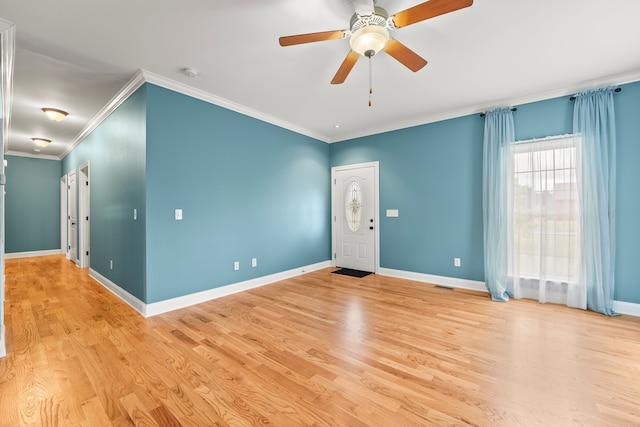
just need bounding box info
[368,54,373,107]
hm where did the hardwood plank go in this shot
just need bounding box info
[2,255,640,426]
[119,392,159,427]
[81,397,115,427]
[0,359,19,427]
[149,403,183,427]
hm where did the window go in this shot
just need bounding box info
[508,135,581,303]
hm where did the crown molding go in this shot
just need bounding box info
[59,68,330,162]
[58,67,640,157]
[5,150,60,161]
[59,70,147,160]
[140,70,329,143]
[329,69,640,143]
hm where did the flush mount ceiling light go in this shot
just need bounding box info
[32,137,51,147]
[42,108,68,121]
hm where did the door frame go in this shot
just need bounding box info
[0,16,16,359]
[78,162,90,268]
[60,174,67,257]
[67,168,77,264]
[331,161,380,273]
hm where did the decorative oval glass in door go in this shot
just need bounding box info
[345,181,363,232]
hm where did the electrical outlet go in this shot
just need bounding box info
[175,209,183,220]
[234,261,239,271]
[251,258,257,267]
[454,258,461,267]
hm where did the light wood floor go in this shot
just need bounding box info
[1,256,639,426]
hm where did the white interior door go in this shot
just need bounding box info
[67,170,77,263]
[333,163,378,272]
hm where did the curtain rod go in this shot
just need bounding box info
[513,133,577,145]
[569,87,622,101]
[479,107,517,118]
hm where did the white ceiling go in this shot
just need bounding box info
[2,0,640,159]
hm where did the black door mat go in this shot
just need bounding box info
[332,268,372,278]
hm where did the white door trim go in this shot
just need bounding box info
[0,17,17,359]
[60,174,67,257]
[67,169,77,264]
[331,161,380,273]
[79,162,90,268]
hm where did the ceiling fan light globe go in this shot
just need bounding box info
[349,25,389,57]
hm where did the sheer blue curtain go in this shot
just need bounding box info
[482,108,514,301]
[573,88,617,315]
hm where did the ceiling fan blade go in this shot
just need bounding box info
[279,30,347,47]
[352,0,375,16]
[391,0,473,28]
[331,51,360,85]
[384,39,428,72]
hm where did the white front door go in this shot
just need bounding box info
[67,169,77,263]
[333,163,378,272]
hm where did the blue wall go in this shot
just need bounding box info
[613,83,640,304]
[9,79,640,306]
[5,155,61,253]
[331,116,485,281]
[145,84,331,303]
[62,87,147,301]
[331,81,640,304]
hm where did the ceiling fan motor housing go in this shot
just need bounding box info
[349,6,389,32]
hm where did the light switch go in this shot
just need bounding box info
[175,209,183,220]
[386,209,399,217]
[133,208,137,220]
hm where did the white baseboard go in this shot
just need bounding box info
[89,269,147,315]
[613,300,640,317]
[89,260,332,318]
[379,268,639,317]
[145,261,331,317]
[378,267,488,293]
[84,263,640,319]
[5,249,63,259]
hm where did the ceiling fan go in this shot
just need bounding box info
[279,0,473,85]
